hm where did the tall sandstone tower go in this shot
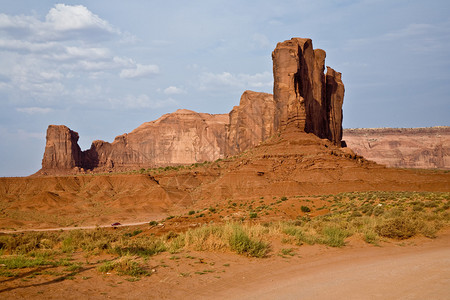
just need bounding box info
[272,38,344,145]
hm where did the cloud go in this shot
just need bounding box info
[163,86,185,95]
[347,22,450,53]
[119,64,160,79]
[0,4,119,42]
[108,94,178,109]
[45,4,117,34]
[16,107,54,114]
[198,71,273,91]
[0,126,45,140]
[0,4,156,106]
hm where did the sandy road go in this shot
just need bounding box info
[192,234,450,300]
[0,221,152,234]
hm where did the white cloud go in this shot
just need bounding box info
[198,71,273,91]
[45,4,117,34]
[163,86,185,95]
[0,4,119,42]
[16,107,53,114]
[120,64,160,79]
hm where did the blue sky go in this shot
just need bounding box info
[0,0,449,176]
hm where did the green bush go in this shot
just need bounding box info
[322,226,349,247]
[301,206,311,213]
[228,226,268,258]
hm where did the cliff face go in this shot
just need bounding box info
[343,127,450,169]
[272,38,344,145]
[82,109,229,171]
[39,37,346,175]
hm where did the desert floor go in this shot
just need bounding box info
[1,229,449,300]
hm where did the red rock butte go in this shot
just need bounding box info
[37,38,449,175]
[38,38,346,175]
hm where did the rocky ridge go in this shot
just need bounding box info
[343,127,450,169]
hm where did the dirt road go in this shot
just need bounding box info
[191,235,450,300]
[0,221,152,234]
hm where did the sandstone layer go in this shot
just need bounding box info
[343,127,450,169]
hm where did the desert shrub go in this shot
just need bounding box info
[301,206,311,213]
[281,196,288,201]
[282,225,317,245]
[0,235,16,252]
[249,212,258,219]
[188,210,195,215]
[0,256,53,269]
[149,221,158,226]
[228,225,268,258]
[419,222,440,239]
[98,256,148,277]
[350,210,362,218]
[112,237,166,257]
[372,205,384,216]
[322,226,349,247]
[375,216,417,239]
[123,230,142,238]
[280,248,295,256]
[183,225,227,251]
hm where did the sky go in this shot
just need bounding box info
[0,0,449,177]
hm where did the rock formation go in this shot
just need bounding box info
[39,91,276,174]
[226,90,275,155]
[272,38,344,145]
[41,125,83,171]
[82,109,229,171]
[343,127,450,169]
[39,37,347,174]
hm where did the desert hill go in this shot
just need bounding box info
[1,126,449,230]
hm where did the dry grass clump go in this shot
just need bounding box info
[174,223,269,258]
[375,216,417,239]
[97,256,149,277]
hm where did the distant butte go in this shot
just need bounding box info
[37,38,449,175]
